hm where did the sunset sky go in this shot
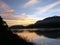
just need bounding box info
[0,0,60,26]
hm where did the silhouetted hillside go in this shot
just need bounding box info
[10,25,25,29]
[26,16,60,28]
[35,16,60,28]
[26,24,35,28]
[0,16,33,45]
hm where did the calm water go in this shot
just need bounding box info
[13,29,60,45]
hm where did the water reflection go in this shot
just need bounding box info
[13,29,60,45]
[17,31,40,42]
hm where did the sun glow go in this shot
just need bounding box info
[4,19,37,26]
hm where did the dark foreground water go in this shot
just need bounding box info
[12,29,60,45]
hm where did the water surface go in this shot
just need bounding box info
[13,29,60,45]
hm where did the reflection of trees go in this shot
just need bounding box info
[35,29,60,39]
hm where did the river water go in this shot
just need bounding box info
[13,29,60,45]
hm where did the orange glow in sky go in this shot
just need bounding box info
[4,19,37,26]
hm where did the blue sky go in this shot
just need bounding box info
[0,0,60,26]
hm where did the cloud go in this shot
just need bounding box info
[0,1,16,20]
[0,1,14,14]
[0,1,34,20]
[0,0,43,20]
[34,1,60,15]
[0,1,38,26]
[0,12,37,26]
[24,0,39,8]
[47,9,60,14]
[0,1,21,20]
[0,14,18,20]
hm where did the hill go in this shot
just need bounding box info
[10,25,25,29]
[26,16,60,28]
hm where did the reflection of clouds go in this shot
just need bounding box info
[17,32,40,42]
[17,31,60,45]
